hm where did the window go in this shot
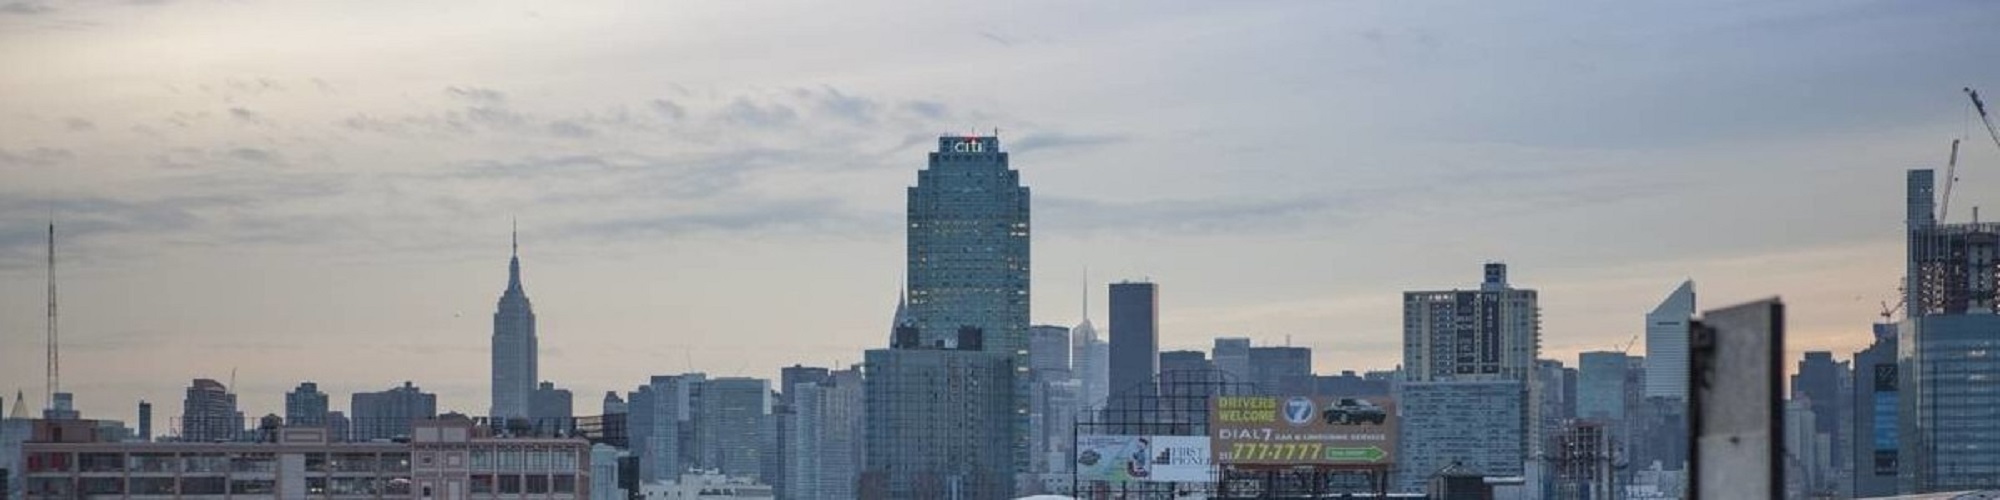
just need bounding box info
[26,452,71,472]
[231,452,277,473]
[306,453,330,472]
[527,474,549,494]
[128,453,175,473]
[469,474,495,494]
[552,474,577,493]
[499,475,522,494]
[181,476,227,495]
[79,477,123,495]
[307,477,329,495]
[184,453,228,473]
[231,479,276,494]
[78,452,124,473]
[129,477,176,495]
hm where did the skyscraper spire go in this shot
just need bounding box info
[507,220,523,293]
[1081,264,1090,322]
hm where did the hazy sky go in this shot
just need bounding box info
[4,1,2000,428]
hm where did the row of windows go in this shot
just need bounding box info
[27,476,280,496]
[467,474,578,494]
[28,452,286,474]
[466,449,581,471]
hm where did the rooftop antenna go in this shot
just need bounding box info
[45,217,58,412]
[229,367,237,396]
[1081,265,1090,322]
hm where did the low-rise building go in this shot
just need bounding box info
[19,416,590,499]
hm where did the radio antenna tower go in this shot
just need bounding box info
[46,219,59,411]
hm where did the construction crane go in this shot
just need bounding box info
[1880,299,1904,323]
[1615,333,1640,356]
[1946,88,2000,221]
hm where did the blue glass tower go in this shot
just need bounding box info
[906,135,1030,350]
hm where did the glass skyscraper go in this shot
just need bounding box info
[865,135,1029,499]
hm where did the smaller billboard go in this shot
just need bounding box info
[1075,435,1213,482]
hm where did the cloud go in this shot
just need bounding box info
[978,31,1017,47]
[798,86,878,124]
[0,1,52,15]
[650,99,687,121]
[1038,195,1339,237]
[900,100,949,120]
[1009,131,1126,154]
[445,86,507,104]
[717,97,798,128]
[547,120,596,138]
[151,147,285,169]
[560,197,876,241]
[0,147,74,167]
[228,107,271,126]
[63,117,95,131]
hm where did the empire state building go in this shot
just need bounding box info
[491,228,537,422]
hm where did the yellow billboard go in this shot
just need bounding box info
[1210,395,1397,466]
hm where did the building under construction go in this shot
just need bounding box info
[1900,168,2000,492]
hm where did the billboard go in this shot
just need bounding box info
[1211,395,1397,466]
[1075,435,1213,482]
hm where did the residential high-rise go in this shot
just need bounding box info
[789,368,864,500]
[180,378,239,442]
[872,135,1028,497]
[1403,263,1540,382]
[697,377,770,480]
[1644,281,1696,400]
[350,381,437,441]
[1401,263,1540,484]
[285,382,329,427]
[491,226,538,423]
[1211,337,1251,384]
[1898,168,2000,492]
[326,411,350,442]
[1851,323,1898,497]
[1107,281,1159,399]
[1248,346,1312,395]
[863,333,1014,500]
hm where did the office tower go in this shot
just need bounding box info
[531,381,574,434]
[863,336,1014,500]
[285,382,330,427]
[181,378,238,442]
[1792,351,1845,489]
[1899,168,2000,492]
[1398,380,1528,492]
[1028,325,1072,379]
[1211,337,1251,383]
[1159,350,1210,374]
[1071,316,1109,410]
[491,226,538,422]
[1108,281,1160,401]
[695,378,769,479]
[1645,281,1696,400]
[1312,370,1392,398]
[350,381,437,441]
[790,368,864,500]
[873,134,1027,497]
[781,365,832,406]
[1248,346,1312,395]
[630,373,704,483]
[603,391,628,415]
[1577,352,1628,424]
[1851,323,1898,497]
[137,400,152,442]
[326,412,350,442]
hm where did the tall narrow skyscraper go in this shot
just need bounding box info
[491,225,539,422]
[1644,280,1696,400]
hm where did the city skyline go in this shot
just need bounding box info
[6,0,2000,425]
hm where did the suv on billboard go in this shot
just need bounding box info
[1322,398,1387,425]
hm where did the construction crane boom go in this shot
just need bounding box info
[1971,88,2000,153]
[1941,88,2000,222]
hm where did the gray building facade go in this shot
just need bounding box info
[1398,380,1528,493]
[1108,281,1159,399]
[863,342,1015,500]
[284,382,329,428]
[350,382,437,442]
